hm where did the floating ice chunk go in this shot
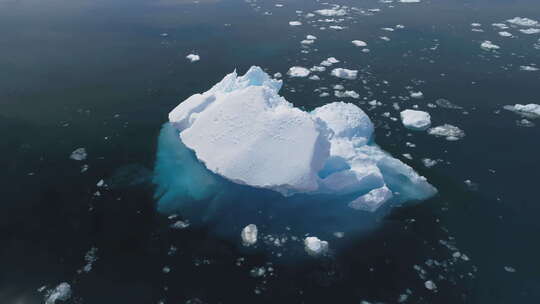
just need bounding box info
[70,148,87,161]
[520,65,539,71]
[348,186,393,212]
[504,103,540,118]
[287,66,311,77]
[329,25,344,30]
[492,23,509,29]
[331,68,358,80]
[273,72,282,79]
[380,36,391,41]
[304,236,328,256]
[504,266,516,273]
[289,21,302,26]
[480,40,500,50]
[498,31,512,37]
[507,17,538,27]
[334,90,360,98]
[410,91,424,99]
[171,220,190,229]
[45,283,72,304]
[352,40,368,47]
[399,0,421,3]
[422,158,437,168]
[301,39,315,45]
[186,54,200,62]
[519,28,540,34]
[435,98,462,109]
[400,110,431,130]
[428,124,465,140]
[162,67,436,212]
[309,75,321,80]
[471,23,482,27]
[79,247,98,273]
[241,224,258,246]
[306,35,317,40]
[516,119,535,127]
[321,57,340,66]
[424,280,437,290]
[315,8,347,17]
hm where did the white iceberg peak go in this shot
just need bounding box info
[167,67,436,210]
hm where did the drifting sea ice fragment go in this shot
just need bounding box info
[400,110,431,130]
[435,98,462,109]
[186,54,200,62]
[289,21,302,26]
[331,68,358,80]
[45,283,72,304]
[410,91,424,99]
[480,40,500,50]
[519,28,540,34]
[321,57,340,66]
[241,224,258,246]
[352,40,367,47]
[70,148,87,161]
[504,104,540,118]
[506,17,538,27]
[520,66,539,71]
[424,280,437,290]
[314,8,347,17]
[428,124,465,140]
[304,236,328,256]
[498,31,512,37]
[287,66,310,77]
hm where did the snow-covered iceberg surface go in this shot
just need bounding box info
[155,66,436,218]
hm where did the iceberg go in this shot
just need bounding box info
[304,236,329,256]
[504,103,540,118]
[158,66,436,215]
[331,68,358,80]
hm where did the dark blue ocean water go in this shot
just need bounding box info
[1,0,539,303]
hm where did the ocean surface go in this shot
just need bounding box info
[1,0,539,303]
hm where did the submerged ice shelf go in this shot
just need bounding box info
[158,66,436,214]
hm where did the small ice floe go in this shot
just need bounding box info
[330,68,358,80]
[301,39,315,45]
[352,40,367,47]
[334,90,359,98]
[289,21,302,26]
[70,148,87,161]
[519,28,540,34]
[428,124,465,140]
[304,236,329,256]
[504,266,516,273]
[162,266,171,273]
[402,153,413,160]
[241,224,258,246]
[79,247,98,273]
[516,119,535,127]
[422,158,438,168]
[464,179,479,190]
[186,54,200,62]
[309,75,321,81]
[160,33,169,37]
[96,179,105,187]
[287,66,310,77]
[410,91,424,99]
[520,65,539,71]
[306,34,317,40]
[400,109,431,130]
[424,280,437,291]
[498,31,512,37]
[471,23,482,27]
[315,8,347,17]
[321,57,339,66]
[382,27,395,32]
[273,72,282,79]
[348,186,393,212]
[329,25,345,30]
[492,23,509,29]
[504,104,540,118]
[435,98,462,109]
[400,0,421,3]
[480,40,500,50]
[380,36,391,41]
[45,283,72,304]
[171,220,190,229]
[506,17,538,27]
